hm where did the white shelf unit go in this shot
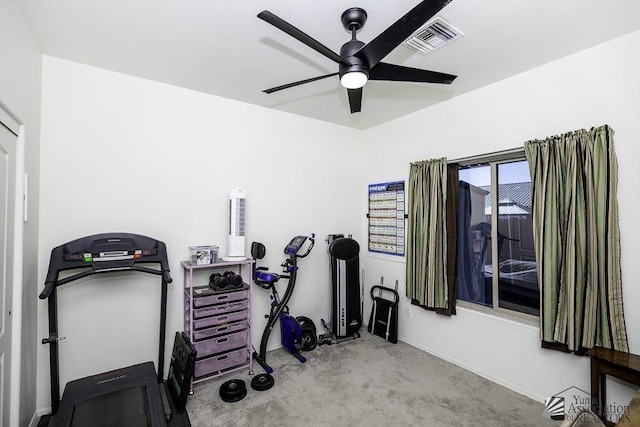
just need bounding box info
[182,259,255,384]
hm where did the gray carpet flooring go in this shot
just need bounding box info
[186,332,562,426]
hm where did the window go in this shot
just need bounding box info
[456,153,539,318]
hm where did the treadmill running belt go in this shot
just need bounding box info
[71,386,149,427]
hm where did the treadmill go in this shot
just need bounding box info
[39,233,173,427]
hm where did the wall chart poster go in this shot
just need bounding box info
[368,181,405,256]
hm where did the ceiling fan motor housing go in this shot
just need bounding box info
[339,39,368,79]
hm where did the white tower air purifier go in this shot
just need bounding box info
[223,188,247,261]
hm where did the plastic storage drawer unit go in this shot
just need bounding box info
[194,348,249,379]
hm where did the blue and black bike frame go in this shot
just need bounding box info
[251,234,315,374]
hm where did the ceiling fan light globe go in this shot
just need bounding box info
[340,71,368,89]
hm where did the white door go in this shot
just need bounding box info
[0,109,18,427]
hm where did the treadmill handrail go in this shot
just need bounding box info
[39,232,172,416]
[39,266,173,299]
[40,281,56,300]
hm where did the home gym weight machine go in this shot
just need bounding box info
[251,234,317,375]
[39,233,176,427]
[318,234,362,345]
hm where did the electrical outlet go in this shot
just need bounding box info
[404,305,411,318]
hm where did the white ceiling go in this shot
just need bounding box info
[17,0,640,130]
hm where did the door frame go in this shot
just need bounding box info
[0,102,25,427]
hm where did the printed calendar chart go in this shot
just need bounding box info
[368,181,405,256]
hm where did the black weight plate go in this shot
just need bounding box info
[219,379,247,402]
[301,326,318,351]
[251,373,275,391]
[220,379,245,397]
[295,316,317,333]
[221,388,247,402]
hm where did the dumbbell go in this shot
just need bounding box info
[223,271,243,287]
[209,271,243,290]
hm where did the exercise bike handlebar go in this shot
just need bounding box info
[284,233,315,259]
[296,234,314,258]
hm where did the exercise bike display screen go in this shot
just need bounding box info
[285,236,308,256]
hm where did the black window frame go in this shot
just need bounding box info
[453,149,539,323]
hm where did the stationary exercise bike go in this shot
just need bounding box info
[251,234,318,374]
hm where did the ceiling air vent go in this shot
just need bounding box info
[404,17,463,55]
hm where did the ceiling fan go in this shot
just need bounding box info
[258,0,458,114]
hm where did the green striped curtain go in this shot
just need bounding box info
[406,158,449,309]
[524,124,628,353]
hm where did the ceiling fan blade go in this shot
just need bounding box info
[369,62,456,84]
[356,0,453,68]
[347,88,362,113]
[263,72,339,94]
[258,11,350,66]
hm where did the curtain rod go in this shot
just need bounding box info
[448,146,524,164]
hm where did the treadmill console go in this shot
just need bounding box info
[62,237,158,265]
[40,232,172,301]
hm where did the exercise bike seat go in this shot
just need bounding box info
[252,242,280,289]
[254,268,279,289]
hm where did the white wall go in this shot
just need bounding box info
[361,29,640,405]
[36,56,365,410]
[35,26,640,419]
[0,1,42,425]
